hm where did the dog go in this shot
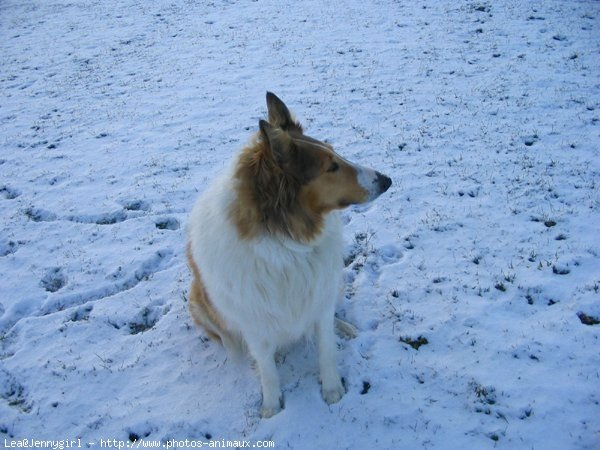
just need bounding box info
[186,92,391,417]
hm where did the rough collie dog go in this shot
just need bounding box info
[187,93,391,418]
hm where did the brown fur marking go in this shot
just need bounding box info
[229,94,370,243]
[186,243,231,343]
[299,158,368,215]
[229,133,324,242]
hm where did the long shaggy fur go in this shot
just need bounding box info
[186,92,391,418]
[230,133,323,242]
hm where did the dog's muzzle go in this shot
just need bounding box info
[375,171,392,194]
[356,165,392,201]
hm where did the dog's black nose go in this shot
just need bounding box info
[376,172,392,193]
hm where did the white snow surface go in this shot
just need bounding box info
[1,0,599,448]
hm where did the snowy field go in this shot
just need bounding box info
[1,0,599,448]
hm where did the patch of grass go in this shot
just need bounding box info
[577,312,599,326]
[360,381,371,395]
[1,369,31,413]
[155,217,180,230]
[472,382,497,406]
[40,267,67,293]
[552,265,570,275]
[503,272,516,283]
[400,335,428,350]
[519,407,534,420]
[344,230,376,270]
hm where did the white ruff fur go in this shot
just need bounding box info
[187,163,345,417]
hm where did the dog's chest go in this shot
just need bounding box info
[230,216,344,339]
[256,226,342,305]
[190,183,344,340]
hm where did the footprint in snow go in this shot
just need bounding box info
[128,304,171,335]
[69,304,93,322]
[0,239,21,257]
[24,207,57,222]
[68,210,128,225]
[40,249,174,316]
[155,217,180,230]
[1,186,21,199]
[40,267,68,293]
[122,199,150,212]
[378,244,403,264]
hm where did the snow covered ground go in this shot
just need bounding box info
[1,0,599,448]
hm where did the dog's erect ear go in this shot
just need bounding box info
[259,119,319,182]
[266,92,292,128]
[259,119,274,144]
[266,92,302,132]
[259,119,289,163]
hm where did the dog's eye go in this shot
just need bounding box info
[327,161,340,173]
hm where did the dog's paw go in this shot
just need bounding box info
[334,317,358,340]
[322,378,345,405]
[261,396,284,418]
[260,404,281,419]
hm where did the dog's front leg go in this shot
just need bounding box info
[317,311,345,405]
[247,340,283,418]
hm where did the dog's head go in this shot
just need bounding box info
[260,92,392,214]
[232,92,392,241]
